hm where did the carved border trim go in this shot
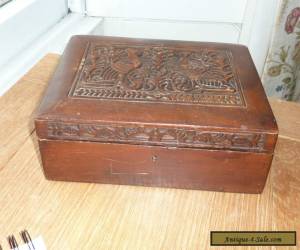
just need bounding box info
[47,122,266,152]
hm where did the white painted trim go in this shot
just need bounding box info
[85,0,248,23]
[239,0,281,75]
[96,17,241,43]
[0,0,68,69]
[0,13,103,96]
[239,0,258,45]
[68,0,86,13]
[0,0,35,24]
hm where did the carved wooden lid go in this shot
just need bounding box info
[35,36,278,153]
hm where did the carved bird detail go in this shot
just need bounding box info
[111,48,142,74]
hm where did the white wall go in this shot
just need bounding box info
[85,0,248,23]
[98,18,240,43]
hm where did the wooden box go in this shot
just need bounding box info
[35,36,278,193]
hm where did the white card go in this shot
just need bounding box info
[13,236,46,250]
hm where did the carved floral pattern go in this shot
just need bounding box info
[69,43,245,106]
[47,122,266,152]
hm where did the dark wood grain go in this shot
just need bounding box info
[35,36,278,193]
[39,139,273,193]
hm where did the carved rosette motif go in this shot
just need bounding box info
[69,43,245,106]
[47,122,266,152]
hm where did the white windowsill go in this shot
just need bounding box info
[0,13,102,96]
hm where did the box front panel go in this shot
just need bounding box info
[39,139,273,193]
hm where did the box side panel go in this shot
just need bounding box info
[38,139,274,193]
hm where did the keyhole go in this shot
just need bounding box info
[152,155,158,162]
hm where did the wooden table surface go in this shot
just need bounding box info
[0,54,299,250]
